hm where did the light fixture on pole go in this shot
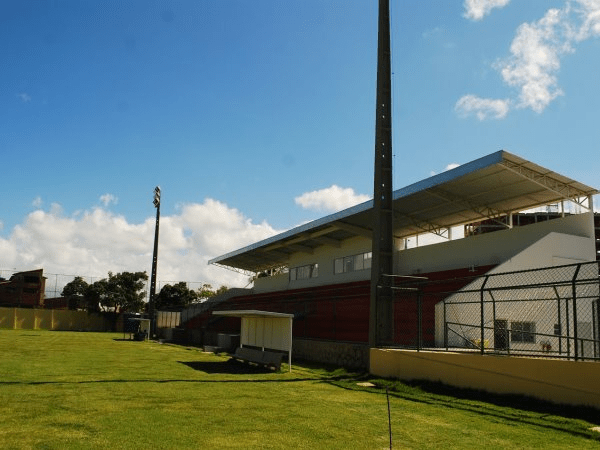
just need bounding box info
[149,186,161,338]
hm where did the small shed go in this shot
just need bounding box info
[213,310,293,371]
[125,317,150,341]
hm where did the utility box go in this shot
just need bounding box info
[217,333,240,352]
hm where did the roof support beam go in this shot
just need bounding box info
[500,160,594,208]
[262,226,341,252]
[287,244,314,254]
[313,235,342,248]
[211,263,256,277]
[393,210,453,238]
[425,187,511,224]
[334,221,373,238]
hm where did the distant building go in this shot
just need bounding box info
[0,269,46,308]
[43,297,70,310]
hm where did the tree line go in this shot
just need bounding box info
[61,271,227,313]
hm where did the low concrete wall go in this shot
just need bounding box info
[370,349,600,409]
[294,338,368,369]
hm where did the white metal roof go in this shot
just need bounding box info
[209,150,597,273]
[213,310,294,319]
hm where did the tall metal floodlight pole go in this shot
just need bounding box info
[369,0,394,348]
[149,186,161,338]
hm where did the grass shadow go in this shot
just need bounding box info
[402,379,600,425]
[179,359,277,375]
[324,374,600,441]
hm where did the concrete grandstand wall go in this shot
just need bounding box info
[396,212,595,275]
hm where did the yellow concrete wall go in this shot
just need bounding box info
[0,307,106,331]
[0,308,13,328]
[371,348,600,409]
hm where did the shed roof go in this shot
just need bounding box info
[213,310,294,319]
[209,150,597,273]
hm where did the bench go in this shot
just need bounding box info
[232,347,285,371]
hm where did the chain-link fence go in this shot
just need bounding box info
[392,261,600,361]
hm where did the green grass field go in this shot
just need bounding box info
[1,330,598,449]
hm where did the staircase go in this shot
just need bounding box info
[180,288,252,326]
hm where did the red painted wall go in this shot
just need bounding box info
[188,265,495,345]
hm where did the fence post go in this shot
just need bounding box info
[491,290,497,352]
[480,276,489,355]
[572,263,581,361]
[444,299,448,350]
[333,299,337,341]
[553,286,562,355]
[417,291,422,351]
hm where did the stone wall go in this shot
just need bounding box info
[293,338,369,370]
[169,328,370,370]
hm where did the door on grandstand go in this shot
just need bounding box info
[494,319,509,351]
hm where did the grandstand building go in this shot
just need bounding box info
[184,150,597,368]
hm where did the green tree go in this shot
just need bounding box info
[100,271,148,313]
[197,283,228,301]
[61,272,148,314]
[61,276,89,310]
[85,279,107,313]
[154,282,198,310]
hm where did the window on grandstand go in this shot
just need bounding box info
[334,252,372,274]
[511,321,536,343]
[289,264,318,281]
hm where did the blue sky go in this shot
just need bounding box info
[1,0,599,291]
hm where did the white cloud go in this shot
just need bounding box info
[0,199,280,295]
[577,0,600,38]
[459,0,600,119]
[18,93,32,103]
[455,94,510,120]
[422,27,443,39]
[100,193,118,207]
[294,185,371,213]
[463,0,510,21]
[430,163,461,176]
[32,196,43,208]
[498,7,569,113]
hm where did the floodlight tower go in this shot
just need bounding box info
[370,0,394,348]
[149,186,161,338]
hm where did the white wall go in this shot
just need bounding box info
[254,236,372,293]
[254,213,596,293]
[489,232,595,273]
[397,212,595,275]
[242,316,291,352]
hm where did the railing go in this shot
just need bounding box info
[179,288,253,325]
[393,261,600,361]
